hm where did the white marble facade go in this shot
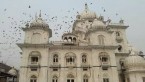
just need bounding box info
[18,4,145,82]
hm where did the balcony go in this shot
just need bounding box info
[101,62,110,70]
[66,63,76,68]
[116,36,123,42]
[81,63,90,68]
[28,62,40,67]
[50,63,61,68]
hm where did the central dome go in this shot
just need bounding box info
[80,4,97,19]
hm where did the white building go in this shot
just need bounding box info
[18,4,145,82]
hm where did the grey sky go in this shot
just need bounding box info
[0,0,145,68]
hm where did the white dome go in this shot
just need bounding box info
[80,4,97,19]
[91,19,105,29]
[124,54,145,70]
[80,11,96,19]
[30,17,49,28]
[8,67,17,76]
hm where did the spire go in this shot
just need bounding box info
[39,10,41,17]
[85,3,89,11]
[35,13,38,20]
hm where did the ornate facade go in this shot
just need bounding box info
[18,4,145,82]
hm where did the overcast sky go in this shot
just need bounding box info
[0,0,145,68]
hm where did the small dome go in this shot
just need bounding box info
[91,19,105,29]
[80,4,97,19]
[8,67,17,76]
[124,51,145,70]
[30,17,49,28]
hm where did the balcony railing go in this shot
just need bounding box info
[28,62,40,67]
[101,62,110,68]
[116,36,123,42]
[66,63,76,68]
[50,63,60,68]
[81,63,90,67]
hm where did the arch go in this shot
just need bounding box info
[67,74,74,78]
[73,37,76,42]
[52,75,58,82]
[31,33,41,44]
[29,51,41,57]
[53,54,58,63]
[83,74,89,82]
[29,51,41,64]
[82,54,87,63]
[65,52,76,62]
[98,35,105,45]
[116,31,121,36]
[65,52,76,57]
[68,37,72,42]
[67,74,75,82]
[99,52,109,62]
[30,75,37,82]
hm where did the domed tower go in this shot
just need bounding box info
[18,11,52,82]
[72,3,97,42]
[124,50,145,82]
[23,12,52,44]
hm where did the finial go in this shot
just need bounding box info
[119,18,124,24]
[35,13,38,20]
[39,10,41,17]
[85,3,89,11]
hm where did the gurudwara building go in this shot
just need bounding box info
[18,4,145,82]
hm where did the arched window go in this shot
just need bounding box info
[64,37,68,42]
[83,75,88,82]
[98,35,105,45]
[67,74,74,82]
[30,75,37,82]
[73,37,76,42]
[66,52,76,65]
[116,32,120,36]
[31,33,41,44]
[52,76,58,82]
[68,37,72,42]
[82,55,87,63]
[53,54,58,63]
[99,52,109,63]
[29,51,41,65]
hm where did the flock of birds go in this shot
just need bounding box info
[0,2,120,67]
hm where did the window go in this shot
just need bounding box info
[66,52,76,65]
[66,57,75,64]
[31,68,37,71]
[83,75,88,82]
[83,68,88,71]
[30,75,37,82]
[103,78,109,82]
[52,76,58,82]
[67,74,74,82]
[98,35,105,45]
[102,57,108,62]
[118,45,122,52]
[53,68,58,71]
[82,55,87,63]
[31,57,38,64]
[116,32,120,36]
[53,54,58,63]
[73,37,76,42]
